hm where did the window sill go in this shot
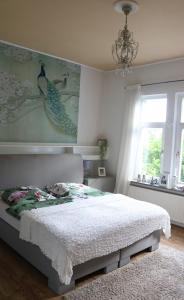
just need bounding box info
[130,181,184,197]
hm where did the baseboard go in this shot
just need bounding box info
[171,220,184,228]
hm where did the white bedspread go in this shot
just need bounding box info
[20,194,170,284]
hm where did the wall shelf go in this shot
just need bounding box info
[0,143,104,160]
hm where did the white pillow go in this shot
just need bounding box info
[47,183,69,196]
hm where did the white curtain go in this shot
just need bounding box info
[115,84,141,195]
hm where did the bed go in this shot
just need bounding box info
[0,154,170,295]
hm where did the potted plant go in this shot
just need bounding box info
[97,138,108,160]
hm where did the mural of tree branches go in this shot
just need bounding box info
[0,42,81,143]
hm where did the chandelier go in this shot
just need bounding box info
[112,0,139,76]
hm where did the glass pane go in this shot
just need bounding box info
[141,97,167,122]
[181,98,184,122]
[179,130,184,182]
[140,128,163,176]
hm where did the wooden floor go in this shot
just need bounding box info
[0,240,55,300]
[0,224,183,300]
[161,224,184,251]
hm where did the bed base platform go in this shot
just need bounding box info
[119,230,160,267]
[0,218,160,295]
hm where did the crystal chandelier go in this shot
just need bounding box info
[112,0,139,76]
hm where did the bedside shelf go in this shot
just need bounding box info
[84,176,115,193]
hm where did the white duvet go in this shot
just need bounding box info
[20,194,170,284]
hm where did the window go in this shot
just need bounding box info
[179,130,184,182]
[136,95,167,177]
[140,128,163,176]
[133,87,184,187]
[174,95,184,184]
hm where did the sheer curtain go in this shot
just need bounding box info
[115,84,141,195]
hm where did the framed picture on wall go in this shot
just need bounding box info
[160,174,167,187]
[98,167,106,177]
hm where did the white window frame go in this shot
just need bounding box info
[135,94,167,177]
[173,93,184,183]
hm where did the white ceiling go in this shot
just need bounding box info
[0,0,184,70]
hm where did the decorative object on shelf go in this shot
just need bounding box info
[150,177,159,186]
[97,138,108,160]
[137,174,141,182]
[150,177,154,185]
[142,174,146,183]
[160,174,168,187]
[136,174,160,186]
[112,0,139,76]
[160,172,171,189]
[174,184,184,192]
[98,167,106,177]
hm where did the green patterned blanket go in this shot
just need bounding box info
[1,184,106,219]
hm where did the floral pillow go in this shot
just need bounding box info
[8,190,28,203]
[1,186,55,205]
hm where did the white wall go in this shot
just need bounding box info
[100,58,184,224]
[128,185,184,225]
[77,66,104,145]
[100,72,125,175]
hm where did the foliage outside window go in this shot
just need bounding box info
[136,95,166,178]
[141,128,162,176]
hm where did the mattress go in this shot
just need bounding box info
[0,197,20,230]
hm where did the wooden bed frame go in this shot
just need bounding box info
[0,154,161,295]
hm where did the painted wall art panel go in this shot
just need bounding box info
[0,42,81,143]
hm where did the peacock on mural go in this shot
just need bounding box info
[37,62,77,137]
[0,42,80,142]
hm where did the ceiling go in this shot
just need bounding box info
[0,0,184,70]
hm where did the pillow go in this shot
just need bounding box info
[46,182,104,199]
[46,183,70,197]
[8,190,28,203]
[1,186,55,205]
[1,188,19,204]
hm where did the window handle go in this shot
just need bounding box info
[160,150,164,155]
[176,151,180,157]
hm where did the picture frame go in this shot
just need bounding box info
[160,174,167,187]
[98,167,106,177]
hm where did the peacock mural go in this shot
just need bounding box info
[37,62,77,137]
[0,42,80,143]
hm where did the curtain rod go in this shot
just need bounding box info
[141,79,184,87]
